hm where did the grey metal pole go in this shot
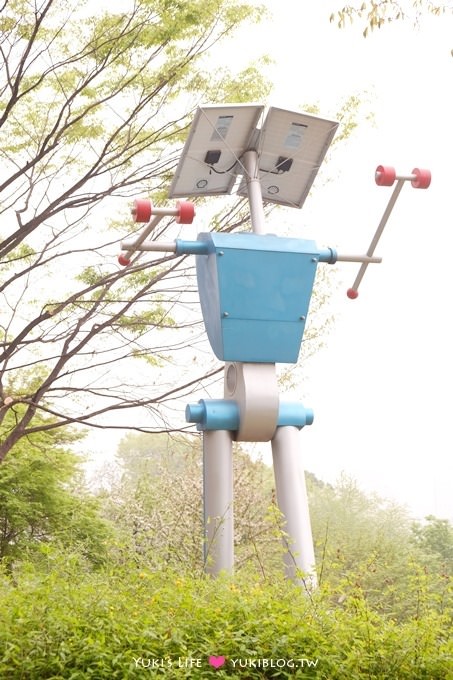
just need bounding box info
[271,426,317,588]
[349,178,405,294]
[242,150,266,234]
[203,429,234,575]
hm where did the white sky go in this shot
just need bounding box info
[88,1,452,522]
[234,0,453,521]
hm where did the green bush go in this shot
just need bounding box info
[0,549,451,679]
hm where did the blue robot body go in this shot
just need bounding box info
[195,232,319,363]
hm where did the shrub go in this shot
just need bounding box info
[0,549,451,679]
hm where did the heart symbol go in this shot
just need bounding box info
[208,655,226,669]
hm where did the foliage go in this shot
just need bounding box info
[0,408,111,568]
[101,433,453,621]
[0,0,271,462]
[330,0,452,37]
[308,475,453,621]
[0,553,451,679]
[411,514,453,574]
[100,432,282,575]
[0,430,452,677]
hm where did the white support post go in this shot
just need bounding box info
[203,429,234,575]
[242,150,266,234]
[271,426,317,589]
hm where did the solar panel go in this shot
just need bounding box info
[168,103,338,210]
[168,104,264,198]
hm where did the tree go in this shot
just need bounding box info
[0,408,111,569]
[0,0,271,462]
[100,432,282,574]
[411,515,453,572]
[309,474,421,613]
[330,0,452,37]
[101,434,452,613]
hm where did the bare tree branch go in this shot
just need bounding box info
[0,0,269,461]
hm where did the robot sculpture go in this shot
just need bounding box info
[118,104,430,586]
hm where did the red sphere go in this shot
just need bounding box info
[347,288,359,299]
[118,253,131,267]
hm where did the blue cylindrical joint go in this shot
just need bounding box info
[186,400,313,432]
[277,402,314,428]
[175,239,210,255]
[185,399,239,431]
[317,247,337,264]
[185,402,205,424]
